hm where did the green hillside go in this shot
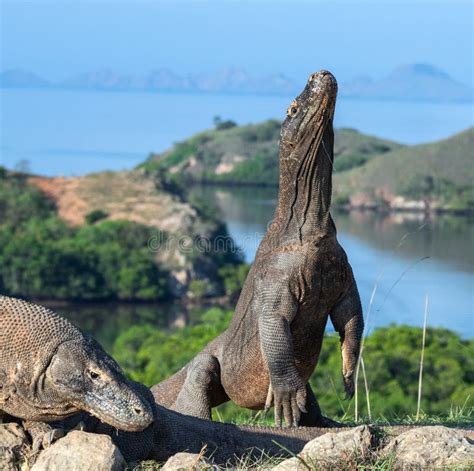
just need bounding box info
[143,120,401,185]
[334,127,474,211]
[144,121,473,212]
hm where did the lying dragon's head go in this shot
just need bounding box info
[279,70,337,176]
[47,336,153,432]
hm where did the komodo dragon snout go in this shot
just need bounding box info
[48,337,154,432]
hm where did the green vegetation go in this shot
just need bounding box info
[0,169,55,225]
[0,172,167,300]
[218,263,251,297]
[113,307,473,422]
[0,218,169,301]
[213,115,238,131]
[85,209,109,224]
[142,121,400,186]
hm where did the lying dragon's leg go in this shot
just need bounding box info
[173,352,228,420]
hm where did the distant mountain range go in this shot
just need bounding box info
[1,64,471,102]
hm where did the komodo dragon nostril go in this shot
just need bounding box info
[134,407,144,416]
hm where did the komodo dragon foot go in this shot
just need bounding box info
[23,420,65,452]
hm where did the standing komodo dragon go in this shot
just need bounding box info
[152,70,364,427]
[0,295,154,450]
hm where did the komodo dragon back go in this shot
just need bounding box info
[0,295,153,432]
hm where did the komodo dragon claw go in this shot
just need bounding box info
[25,420,65,453]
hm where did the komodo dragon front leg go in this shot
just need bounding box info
[257,277,308,427]
[330,280,364,398]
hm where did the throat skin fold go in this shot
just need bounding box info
[275,120,336,242]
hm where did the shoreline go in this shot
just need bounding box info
[186,180,474,216]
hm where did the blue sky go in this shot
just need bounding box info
[1,1,472,85]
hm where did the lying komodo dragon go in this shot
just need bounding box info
[0,295,154,451]
[152,70,364,427]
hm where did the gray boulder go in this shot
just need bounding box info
[161,452,213,470]
[0,423,28,471]
[31,431,126,471]
[273,425,374,470]
[383,425,474,469]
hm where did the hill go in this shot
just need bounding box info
[143,120,401,185]
[0,68,51,88]
[0,167,243,301]
[334,127,474,212]
[144,122,473,212]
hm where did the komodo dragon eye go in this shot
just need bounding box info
[87,370,100,380]
[287,100,298,117]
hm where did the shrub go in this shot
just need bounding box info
[85,209,109,224]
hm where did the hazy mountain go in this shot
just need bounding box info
[1,63,471,101]
[190,67,296,94]
[0,68,50,88]
[60,68,137,90]
[59,66,296,94]
[342,64,472,102]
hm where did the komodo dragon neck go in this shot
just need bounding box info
[272,71,337,243]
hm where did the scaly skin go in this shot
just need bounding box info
[152,70,364,427]
[75,389,474,464]
[0,296,153,450]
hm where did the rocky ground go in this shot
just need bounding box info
[1,423,473,470]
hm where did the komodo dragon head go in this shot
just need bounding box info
[274,70,338,232]
[46,335,154,432]
[0,295,153,432]
[279,69,337,177]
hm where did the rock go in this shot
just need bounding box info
[383,426,474,469]
[271,456,305,470]
[31,431,126,471]
[0,448,17,471]
[0,423,29,471]
[0,423,28,450]
[161,452,213,470]
[273,426,374,470]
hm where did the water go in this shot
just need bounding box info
[1,88,473,176]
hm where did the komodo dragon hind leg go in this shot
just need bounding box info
[173,353,228,420]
